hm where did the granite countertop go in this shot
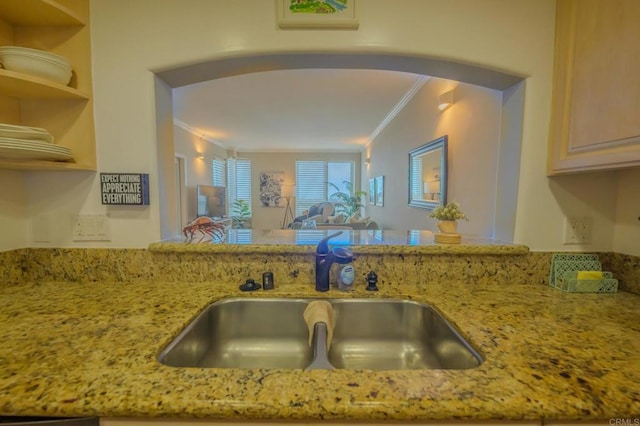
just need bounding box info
[150,229,530,254]
[1,279,639,421]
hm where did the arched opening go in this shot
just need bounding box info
[154,51,525,242]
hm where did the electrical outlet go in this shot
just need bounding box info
[72,214,111,241]
[563,216,593,245]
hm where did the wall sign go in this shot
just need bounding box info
[100,173,150,205]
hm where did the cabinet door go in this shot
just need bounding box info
[548,0,640,174]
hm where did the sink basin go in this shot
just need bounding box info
[328,299,481,370]
[159,298,313,369]
[158,298,482,370]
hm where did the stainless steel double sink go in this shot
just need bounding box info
[158,298,482,371]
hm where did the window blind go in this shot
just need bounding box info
[212,158,226,187]
[410,155,423,201]
[295,160,354,216]
[227,158,252,214]
[295,160,327,215]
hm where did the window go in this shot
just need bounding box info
[227,158,252,215]
[212,158,226,187]
[228,229,253,244]
[327,162,352,198]
[295,160,354,216]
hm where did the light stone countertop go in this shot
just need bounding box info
[1,278,638,422]
[150,229,530,254]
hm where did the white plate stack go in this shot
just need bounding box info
[0,124,72,161]
[0,46,73,86]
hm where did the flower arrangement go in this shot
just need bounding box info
[429,201,468,221]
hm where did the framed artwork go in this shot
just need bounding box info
[259,171,284,207]
[375,176,384,207]
[368,178,376,205]
[277,0,359,29]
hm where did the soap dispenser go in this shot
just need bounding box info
[332,246,354,291]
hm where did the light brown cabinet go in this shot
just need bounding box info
[0,0,96,171]
[547,0,640,175]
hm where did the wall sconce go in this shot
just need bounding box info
[438,90,455,111]
[196,152,205,160]
[365,157,371,165]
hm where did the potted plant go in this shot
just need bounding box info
[328,181,367,219]
[231,199,251,229]
[429,201,468,234]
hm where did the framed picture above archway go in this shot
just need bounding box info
[277,0,359,30]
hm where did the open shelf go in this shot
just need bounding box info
[0,69,89,99]
[0,0,96,172]
[0,0,85,26]
[0,158,95,171]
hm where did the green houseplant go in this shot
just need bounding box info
[429,201,468,234]
[328,181,367,219]
[231,199,251,229]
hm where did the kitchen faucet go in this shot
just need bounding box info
[315,231,348,291]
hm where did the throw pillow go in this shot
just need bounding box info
[308,205,320,217]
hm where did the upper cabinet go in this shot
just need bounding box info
[547,0,640,175]
[0,0,96,171]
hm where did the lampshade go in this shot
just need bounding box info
[282,185,296,198]
[425,180,440,194]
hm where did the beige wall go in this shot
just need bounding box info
[0,171,27,250]
[1,0,636,255]
[174,124,228,223]
[365,78,502,237]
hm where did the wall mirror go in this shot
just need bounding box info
[408,135,448,210]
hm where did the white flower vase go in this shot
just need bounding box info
[437,220,458,234]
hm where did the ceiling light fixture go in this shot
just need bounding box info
[438,89,455,111]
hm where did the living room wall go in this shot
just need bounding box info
[173,126,363,231]
[241,151,362,230]
[365,77,502,237]
[173,124,229,224]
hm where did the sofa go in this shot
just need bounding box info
[289,202,378,230]
[288,202,336,228]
